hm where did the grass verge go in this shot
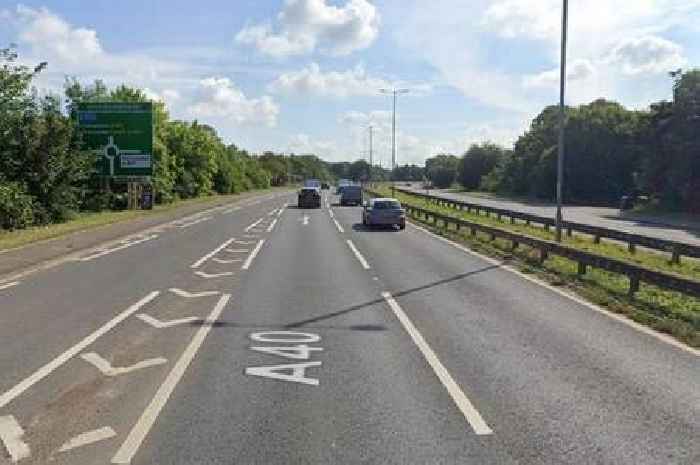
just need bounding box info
[0,188,284,251]
[373,187,700,348]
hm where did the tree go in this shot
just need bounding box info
[457,143,506,190]
[425,154,458,188]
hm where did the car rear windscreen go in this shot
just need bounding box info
[373,201,401,209]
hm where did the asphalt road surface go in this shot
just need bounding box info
[400,184,700,246]
[0,190,698,464]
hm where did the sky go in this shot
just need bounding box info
[1,0,699,165]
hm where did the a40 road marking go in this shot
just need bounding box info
[245,331,324,386]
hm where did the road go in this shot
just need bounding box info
[401,184,700,246]
[0,189,697,464]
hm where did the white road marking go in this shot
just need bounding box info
[267,208,277,216]
[58,426,116,452]
[0,281,19,291]
[266,218,278,233]
[225,248,249,253]
[111,294,231,464]
[0,291,160,409]
[245,218,264,232]
[212,257,242,264]
[328,209,334,218]
[81,352,167,377]
[79,235,157,261]
[175,216,211,229]
[301,215,309,225]
[277,203,287,217]
[242,234,258,239]
[234,240,256,245]
[194,270,234,279]
[137,314,199,329]
[242,239,265,270]
[0,415,30,462]
[245,361,322,386]
[190,238,236,269]
[333,219,345,233]
[408,222,700,357]
[346,240,370,269]
[223,206,241,214]
[168,288,219,298]
[381,292,493,435]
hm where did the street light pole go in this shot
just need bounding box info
[380,88,409,195]
[555,0,568,242]
[368,125,373,184]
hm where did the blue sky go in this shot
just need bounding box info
[2,0,699,165]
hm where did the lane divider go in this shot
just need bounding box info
[346,240,370,269]
[381,292,493,436]
[190,238,236,269]
[245,218,265,232]
[0,281,19,291]
[242,240,265,270]
[266,218,278,233]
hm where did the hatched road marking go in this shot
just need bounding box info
[242,240,265,270]
[81,352,167,377]
[0,415,30,462]
[382,292,493,436]
[190,238,236,269]
[245,218,265,232]
[58,426,116,453]
[137,314,199,329]
[0,281,19,291]
[168,288,220,298]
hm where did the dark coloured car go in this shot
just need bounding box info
[298,187,321,208]
[321,182,330,190]
[362,198,406,229]
[340,185,362,206]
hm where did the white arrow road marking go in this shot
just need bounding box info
[0,415,30,462]
[266,218,278,233]
[190,238,236,269]
[111,294,231,464]
[81,353,167,377]
[225,248,249,253]
[136,314,199,329]
[168,288,220,298]
[245,218,264,232]
[381,292,493,436]
[242,240,265,270]
[58,427,116,452]
[212,258,242,264]
[0,281,19,291]
[0,291,160,409]
[194,271,234,279]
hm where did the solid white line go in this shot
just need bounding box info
[333,219,345,233]
[407,222,700,357]
[58,427,116,452]
[245,218,264,232]
[175,216,211,229]
[242,239,265,270]
[346,240,370,269]
[381,292,493,435]
[277,204,287,217]
[0,291,160,409]
[194,270,234,279]
[190,238,236,268]
[137,314,199,329]
[0,281,19,291]
[111,294,231,464]
[168,288,219,298]
[79,235,157,261]
[0,415,30,461]
[328,209,334,218]
[81,352,167,377]
[266,218,278,233]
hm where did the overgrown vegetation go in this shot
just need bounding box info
[374,185,700,347]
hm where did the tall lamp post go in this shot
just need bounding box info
[555,0,569,242]
[380,88,409,194]
[368,125,374,185]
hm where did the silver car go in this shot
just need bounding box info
[362,198,406,230]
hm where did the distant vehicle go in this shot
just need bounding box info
[304,179,322,189]
[362,198,406,230]
[336,179,352,194]
[321,182,330,190]
[298,187,321,208]
[340,185,363,206]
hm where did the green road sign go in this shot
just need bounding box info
[75,102,154,179]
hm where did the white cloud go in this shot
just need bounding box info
[287,133,339,157]
[235,0,380,58]
[143,88,181,103]
[188,77,279,127]
[607,35,686,75]
[523,59,595,89]
[268,63,390,98]
[482,0,559,40]
[338,109,392,126]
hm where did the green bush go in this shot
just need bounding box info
[0,183,35,230]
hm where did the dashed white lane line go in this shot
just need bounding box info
[58,427,116,453]
[0,281,19,291]
[81,352,168,377]
[242,239,265,270]
[333,219,345,233]
[0,291,160,409]
[195,270,234,279]
[137,314,199,329]
[245,218,265,232]
[79,235,157,262]
[0,415,30,462]
[277,203,287,217]
[190,238,236,269]
[175,216,211,229]
[346,240,370,269]
[266,218,278,233]
[381,292,493,436]
[168,288,219,298]
[111,294,231,464]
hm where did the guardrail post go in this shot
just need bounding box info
[525,219,530,225]
[628,242,636,253]
[489,233,496,241]
[497,213,502,221]
[543,224,550,232]
[594,235,601,244]
[510,217,516,224]
[671,247,681,265]
[511,241,519,251]
[567,227,573,237]
[577,262,587,275]
[628,274,640,296]
[539,249,548,264]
